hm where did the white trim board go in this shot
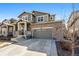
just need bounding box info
[32,27,54,30]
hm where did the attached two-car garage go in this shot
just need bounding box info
[31,22,64,40]
[33,29,53,39]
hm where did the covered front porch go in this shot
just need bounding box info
[17,20,31,38]
[7,24,15,38]
[0,23,16,40]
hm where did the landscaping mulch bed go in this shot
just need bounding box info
[56,41,72,56]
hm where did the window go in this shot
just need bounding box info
[38,17,40,21]
[51,17,53,19]
[50,15,55,20]
[41,17,43,21]
[37,16,44,22]
[50,16,53,20]
[24,16,28,20]
[22,16,31,21]
[28,16,31,20]
[25,17,28,20]
[22,16,28,20]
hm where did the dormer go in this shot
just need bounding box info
[50,14,55,21]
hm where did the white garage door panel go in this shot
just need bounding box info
[33,29,52,39]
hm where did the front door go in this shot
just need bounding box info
[8,26,13,37]
[19,23,25,35]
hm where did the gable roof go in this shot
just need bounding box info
[32,10,49,15]
[9,18,17,22]
[2,19,8,22]
[18,12,31,18]
[0,22,7,27]
[9,18,17,24]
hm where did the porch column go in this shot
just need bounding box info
[13,25,15,37]
[18,22,20,35]
[31,29,34,39]
[6,25,8,36]
[24,22,27,31]
[24,22,27,38]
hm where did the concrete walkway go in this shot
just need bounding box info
[0,39,57,56]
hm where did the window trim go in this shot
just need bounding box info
[50,15,55,21]
[36,15,48,23]
[22,16,28,21]
[31,14,32,22]
[37,16,44,22]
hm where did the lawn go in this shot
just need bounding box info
[0,40,6,44]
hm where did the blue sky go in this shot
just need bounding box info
[0,3,79,22]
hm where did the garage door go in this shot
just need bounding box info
[33,29,52,39]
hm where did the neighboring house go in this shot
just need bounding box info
[0,19,17,37]
[0,10,65,40]
[67,10,79,40]
[0,23,8,36]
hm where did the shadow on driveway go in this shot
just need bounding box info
[13,38,57,56]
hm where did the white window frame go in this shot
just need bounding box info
[37,16,44,22]
[50,16,54,20]
[22,16,28,21]
[36,15,48,23]
[31,14,32,22]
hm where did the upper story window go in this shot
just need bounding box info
[22,16,28,20]
[50,15,55,20]
[25,17,28,20]
[37,16,44,22]
[22,16,31,21]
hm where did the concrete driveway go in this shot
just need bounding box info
[0,38,57,56]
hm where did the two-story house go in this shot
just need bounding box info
[17,11,65,40]
[0,19,17,37]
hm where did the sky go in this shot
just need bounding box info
[0,3,79,22]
